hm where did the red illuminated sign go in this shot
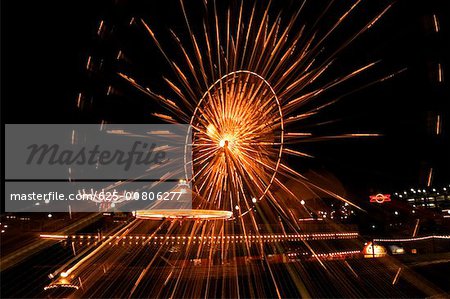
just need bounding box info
[369,194,391,204]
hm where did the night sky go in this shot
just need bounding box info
[2,0,449,199]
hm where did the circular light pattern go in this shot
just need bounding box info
[189,70,284,216]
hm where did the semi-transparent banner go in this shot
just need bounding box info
[5,181,192,212]
[5,124,193,212]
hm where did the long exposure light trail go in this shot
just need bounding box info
[36,0,443,298]
[374,235,450,242]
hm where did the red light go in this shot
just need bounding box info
[369,194,391,204]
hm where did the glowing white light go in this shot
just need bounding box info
[60,272,68,278]
[300,200,305,205]
[206,124,216,137]
[47,214,52,218]
[252,197,257,203]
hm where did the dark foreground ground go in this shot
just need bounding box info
[1,239,449,298]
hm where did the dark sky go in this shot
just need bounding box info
[1,0,449,197]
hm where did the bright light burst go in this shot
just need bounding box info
[35,2,435,298]
[118,0,400,215]
[189,70,284,215]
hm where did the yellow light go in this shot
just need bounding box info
[219,139,226,147]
